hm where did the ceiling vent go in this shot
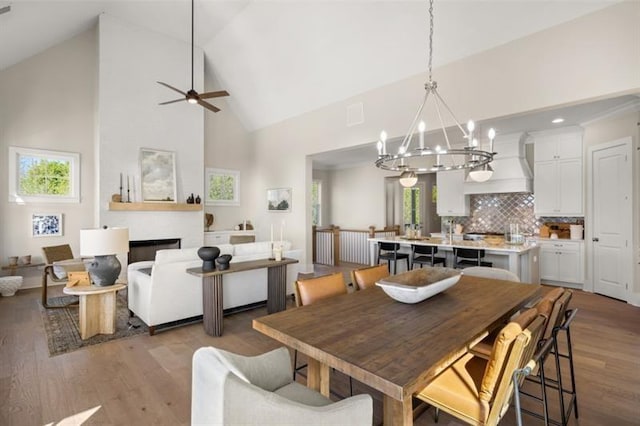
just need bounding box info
[346,102,364,127]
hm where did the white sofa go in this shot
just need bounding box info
[128,241,302,333]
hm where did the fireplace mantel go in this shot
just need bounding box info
[109,202,202,212]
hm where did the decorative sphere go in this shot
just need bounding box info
[198,246,220,271]
[216,254,232,271]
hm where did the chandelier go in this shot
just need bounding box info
[376,0,496,187]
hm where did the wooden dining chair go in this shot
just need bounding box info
[350,264,389,290]
[416,309,546,426]
[41,244,82,309]
[293,272,352,396]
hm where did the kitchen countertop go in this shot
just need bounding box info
[369,236,539,253]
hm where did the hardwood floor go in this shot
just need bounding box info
[1,269,639,425]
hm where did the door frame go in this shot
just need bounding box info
[585,136,633,302]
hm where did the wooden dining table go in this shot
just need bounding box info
[253,273,541,426]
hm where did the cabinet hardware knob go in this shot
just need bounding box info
[592,237,599,242]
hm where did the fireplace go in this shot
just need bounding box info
[128,238,181,264]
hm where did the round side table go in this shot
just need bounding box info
[63,283,126,339]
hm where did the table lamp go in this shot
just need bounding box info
[80,227,129,286]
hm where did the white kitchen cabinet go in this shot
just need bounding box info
[437,169,469,216]
[538,240,584,286]
[533,128,583,216]
[204,230,256,245]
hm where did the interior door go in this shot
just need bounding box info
[591,138,632,301]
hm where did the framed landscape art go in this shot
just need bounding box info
[140,148,177,202]
[267,188,291,212]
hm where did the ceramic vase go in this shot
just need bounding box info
[198,246,220,271]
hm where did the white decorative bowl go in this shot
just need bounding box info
[376,267,462,304]
[0,276,23,297]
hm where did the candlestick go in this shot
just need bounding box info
[127,175,131,203]
[119,173,123,201]
[280,220,284,243]
[270,224,274,244]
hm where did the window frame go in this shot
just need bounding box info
[312,179,322,226]
[8,146,80,203]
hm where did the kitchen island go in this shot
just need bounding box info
[368,236,540,284]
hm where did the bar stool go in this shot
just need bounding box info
[453,247,492,269]
[411,245,446,268]
[377,242,410,274]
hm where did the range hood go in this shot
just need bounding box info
[464,132,532,194]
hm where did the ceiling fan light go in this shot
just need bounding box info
[187,98,198,104]
[469,164,493,182]
[399,171,418,187]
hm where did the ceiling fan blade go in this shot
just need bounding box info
[197,99,221,113]
[157,81,187,96]
[159,98,186,105]
[198,90,230,100]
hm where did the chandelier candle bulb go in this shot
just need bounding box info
[373,0,494,178]
[380,131,387,155]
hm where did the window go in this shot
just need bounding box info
[311,180,321,226]
[8,147,80,203]
[403,185,422,228]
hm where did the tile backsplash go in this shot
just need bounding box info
[441,193,583,235]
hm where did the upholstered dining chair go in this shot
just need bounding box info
[415,309,546,426]
[416,308,545,425]
[350,264,389,290]
[41,244,85,309]
[191,346,373,425]
[464,266,520,282]
[520,289,578,426]
[293,272,352,395]
[411,244,446,268]
[377,242,410,274]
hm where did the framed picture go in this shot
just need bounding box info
[32,213,63,237]
[267,188,292,212]
[140,148,177,202]
[205,168,240,206]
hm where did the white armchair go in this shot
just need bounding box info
[192,346,373,425]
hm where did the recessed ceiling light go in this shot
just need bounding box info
[552,117,565,124]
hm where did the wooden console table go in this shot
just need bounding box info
[187,258,298,337]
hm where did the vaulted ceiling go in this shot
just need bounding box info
[0,1,622,131]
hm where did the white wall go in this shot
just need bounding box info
[247,2,640,271]
[97,15,204,249]
[203,70,255,232]
[0,29,97,288]
[327,164,391,229]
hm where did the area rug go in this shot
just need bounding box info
[40,289,148,357]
